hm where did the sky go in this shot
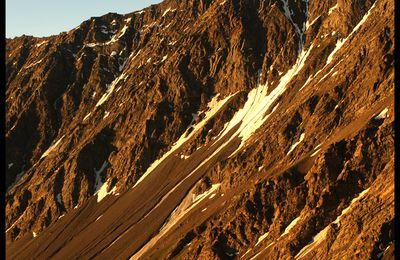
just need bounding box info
[6,0,162,38]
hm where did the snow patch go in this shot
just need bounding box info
[333,188,370,224]
[94,161,117,202]
[193,184,221,205]
[305,15,320,31]
[129,49,142,60]
[300,57,342,91]
[281,216,300,237]
[56,193,62,204]
[168,40,177,46]
[96,73,128,107]
[83,113,91,121]
[287,133,305,155]
[295,227,329,259]
[6,214,24,233]
[296,188,370,259]
[328,3,338,14]
[279,0,306,53]
[25,59,44,69]
[326,1,376,65]
[255,232,269,246]
[119,57,128,71]
[164,22,173,29]
[134,94,234,188]
[106,24,129,45]
[310,148,321,157]
[100,25,111,35]
[241,249,251,259]
[41,135,65,159]
[216,45,313,157]
[162,8,176,17]
[374,108,388,120]
[180,154,190,160]
[9,171,25,190]
[298,75,313,91]
[318,59,343,83]
[103,111,110,119]
[249,251,262,260]
[35,41,48,47]
[131,184,221,259]
[86,43,102,48]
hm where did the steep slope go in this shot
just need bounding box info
[5,0,394,259]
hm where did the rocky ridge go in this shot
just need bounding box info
[5,0,394,259]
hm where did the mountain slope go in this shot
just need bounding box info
[6,0,394,259]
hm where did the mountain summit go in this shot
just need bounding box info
[6,0,394,259]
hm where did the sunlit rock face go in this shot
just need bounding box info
[6,0,394,259]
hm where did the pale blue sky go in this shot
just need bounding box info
[6,0,162,38]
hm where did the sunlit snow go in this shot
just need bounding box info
[310,148,321,157]
[374,108,388,120]
[133,94,234,188]
[326,1,377,65]
[168,40,177,46]
[333,188,370,224]
[131,184,221,259]
[305,15,320,31]
[103,111,110,119]
[328,3,338,15]
[41,135,65,159]
[6,214,24,233]
[94,161,117,203]
[35,41,48,48]
[96,73,128,107]
[287,133,306,155]
[24,59,44,69]
[281,216,300,237]
[215,45,313,157]
[255,232,269,246]
[162,8,176,17]
[83,113,91,121]
[296,188,370,259]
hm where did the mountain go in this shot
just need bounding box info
[5,0,394,259]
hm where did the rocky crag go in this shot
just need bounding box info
[6,0,394,259]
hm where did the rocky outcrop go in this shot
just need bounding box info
[6,0,394,259]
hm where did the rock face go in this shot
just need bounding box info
[5,0,394,259]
